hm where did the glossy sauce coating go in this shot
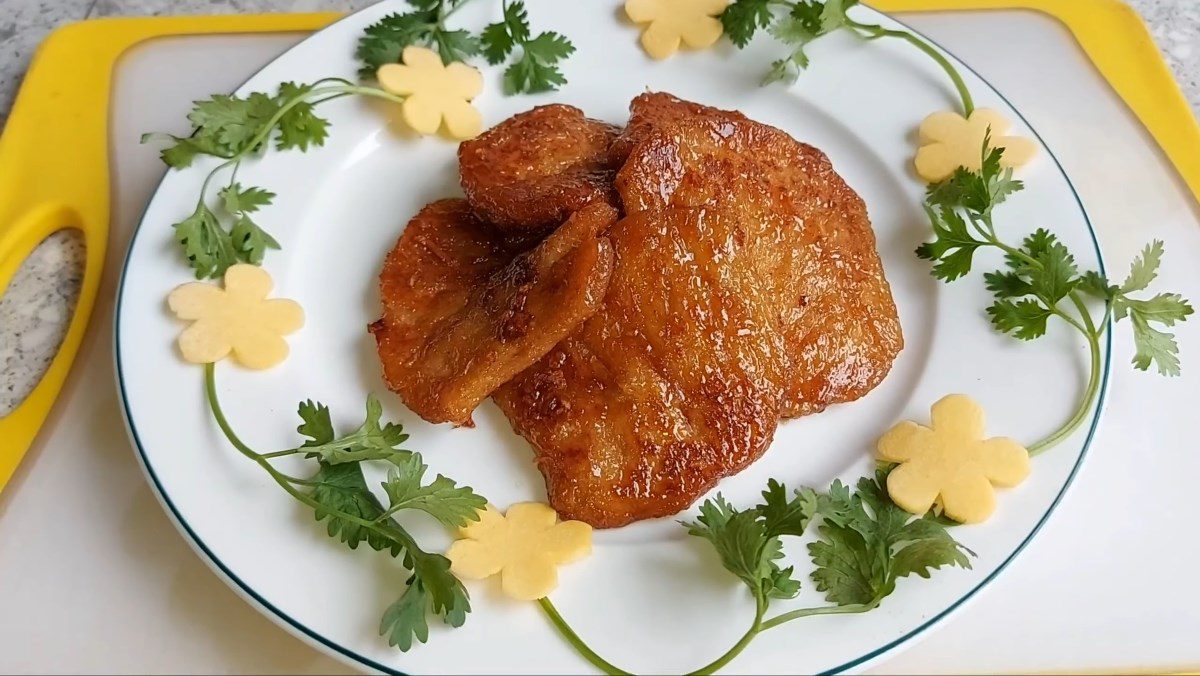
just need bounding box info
[458,104,621,232]
[495,97,902,526]
[493,205,784,527]
[371,200,616,425]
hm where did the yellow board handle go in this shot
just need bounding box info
[0,14,338,492]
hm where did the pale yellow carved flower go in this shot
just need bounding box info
[377,46,484,139]
[877,394,1030,524]
[914,108,1036,183]
[446,503,592,601]
[625,0,729,60]
[167,264,304,369]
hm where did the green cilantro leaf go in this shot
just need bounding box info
[1118,293,1193,376]
[356,3,481,77]
[380,452,487,528]
[229,215,280,265]
[987,298,1052,340]
[1120,240,1164,294]
[297,394,410,465]
[173,204,237,279]
[915,205,985,281]
[722,0,775,47]
[808,472,972,607]
[380,580,430,651]
[380,545,471,652]
[433,29,483,65]
[307,460,400,553]
[1076,270,1116,301]
[358,9,440,76]
[926,142,1022,217]
[275,82,331,151]
[1099,240,1193,376]
[219,183,275,215]
[481,0,529,64]
[503,30,575,94]
[809,520,882,605]
[983,270,1034,299]
[685,494,801,601]
[757,479,819,537]
[1028,238,1078,303]
[1128,314,1184,376]
[762,0,859,85]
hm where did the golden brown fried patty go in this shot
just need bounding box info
[371,199,616,425]
[495,99,902,526]
[458,104,621,232]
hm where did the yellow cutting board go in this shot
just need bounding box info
[0,1,1196,498]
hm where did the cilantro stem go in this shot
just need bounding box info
[844,18,974,117]
[978,237,1106,454]
[685,592,766,675]
[259,448,302,459]
[203,362,434,537]
[1028,303,1104,455]
[536,598,631,676]
[759,598,880,630]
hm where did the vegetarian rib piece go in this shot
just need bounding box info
[495,95,903,527]
[607,91,747,165]
[370,199,616,426]
[615,99,903,416]
[493,205,786,528]
[458,104,621,232]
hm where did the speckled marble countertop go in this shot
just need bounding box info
[0,0,1197,414]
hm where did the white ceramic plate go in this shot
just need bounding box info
[116,1,1109,673]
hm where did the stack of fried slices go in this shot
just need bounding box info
[370,93,903,527]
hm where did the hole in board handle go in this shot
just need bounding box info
[0,229,85,417]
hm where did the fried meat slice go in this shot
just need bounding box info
[371,199,617,425]
[616,109,903,416]
[458,104,621,232]
[493,205,786,527]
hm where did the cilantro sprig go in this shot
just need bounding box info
[359,0,575,94]
[918,139,1193,453]
[480,0,575,94]
[357,0,483,76]
[144,78,405,278]
[203,364,486,652]
[722,0,976,115]
[537,474,972,675]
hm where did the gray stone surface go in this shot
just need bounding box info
[0,0,1197,415]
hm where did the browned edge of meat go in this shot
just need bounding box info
[459,104,622,233]
[371,200,618,425]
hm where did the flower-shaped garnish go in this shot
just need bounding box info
[914,108,1037,183]
[377,46,484,140]
[877,394,1030,524]
[446,503,592,601]
[625,0,728,60]
[167,264,304,369]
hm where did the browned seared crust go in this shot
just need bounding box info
[493,206,784,528]
[458,104,621,232]
[608,92,748,165]
[615,108,903,416]
[495,99,902,526]
[371,200,617,425]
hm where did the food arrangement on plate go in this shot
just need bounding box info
[127,0,1193,672]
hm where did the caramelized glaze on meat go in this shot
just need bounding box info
[615,102,903,415]
[608,92,747,166]
[495,97,902,526]
[371,200,616,425]
[493,206,785,527]
[458,104,621,232]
